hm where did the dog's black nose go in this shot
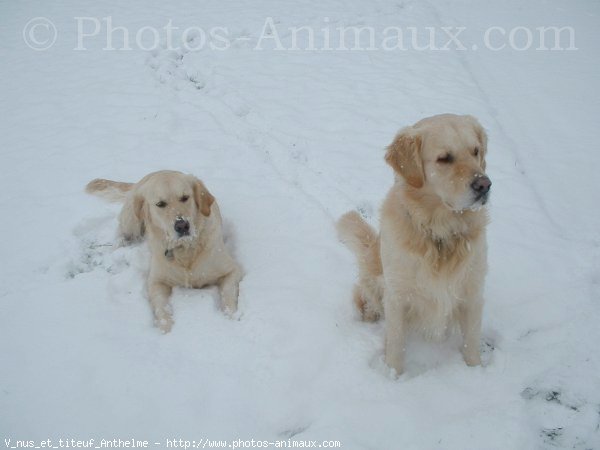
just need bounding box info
[471,176,492,195]
[174,218,190,236]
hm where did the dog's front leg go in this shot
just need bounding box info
[148,281,174,333]
[218,267,242,317]
[459,299,483,366]
[384,291,406,376]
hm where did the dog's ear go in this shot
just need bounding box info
[385,127,424,188]
[191,177,215,217]
[466,115,488,171]
[133,195,146,221]
[118,194,146,242]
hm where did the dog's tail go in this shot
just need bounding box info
[85,178,134,202]
[336,211,384,321]
[337,211,380,263]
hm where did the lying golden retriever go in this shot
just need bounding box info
[337,114,492,375]
[86,170,242,333]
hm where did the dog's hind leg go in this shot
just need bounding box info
[353,277,384,322]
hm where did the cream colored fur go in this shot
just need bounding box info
[337,114,491,375]
[86,170,242,333]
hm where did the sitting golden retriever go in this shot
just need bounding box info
[86,171,242,333]
[337,114,492,375]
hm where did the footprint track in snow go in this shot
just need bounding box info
[146,33,252,119]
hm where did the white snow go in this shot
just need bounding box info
[1,0,600,448]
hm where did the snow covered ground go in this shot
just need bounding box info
[1,0,600,448]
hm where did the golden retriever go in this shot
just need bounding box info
[86,170,242,333]
[337,114,491,375]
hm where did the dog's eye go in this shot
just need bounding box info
[180,195,189,203]
[437,153,454,164]
[473,147,480,157]
[156,201,167,208]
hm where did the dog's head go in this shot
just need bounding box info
[385,114,491,211]
[133,171,214,245]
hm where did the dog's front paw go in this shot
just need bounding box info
[154,314,174,334]
[222,302,238,319]
[462,348,482,367]
[220,293,238,318]
[463,354,482,367]
[384,354,404,377]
